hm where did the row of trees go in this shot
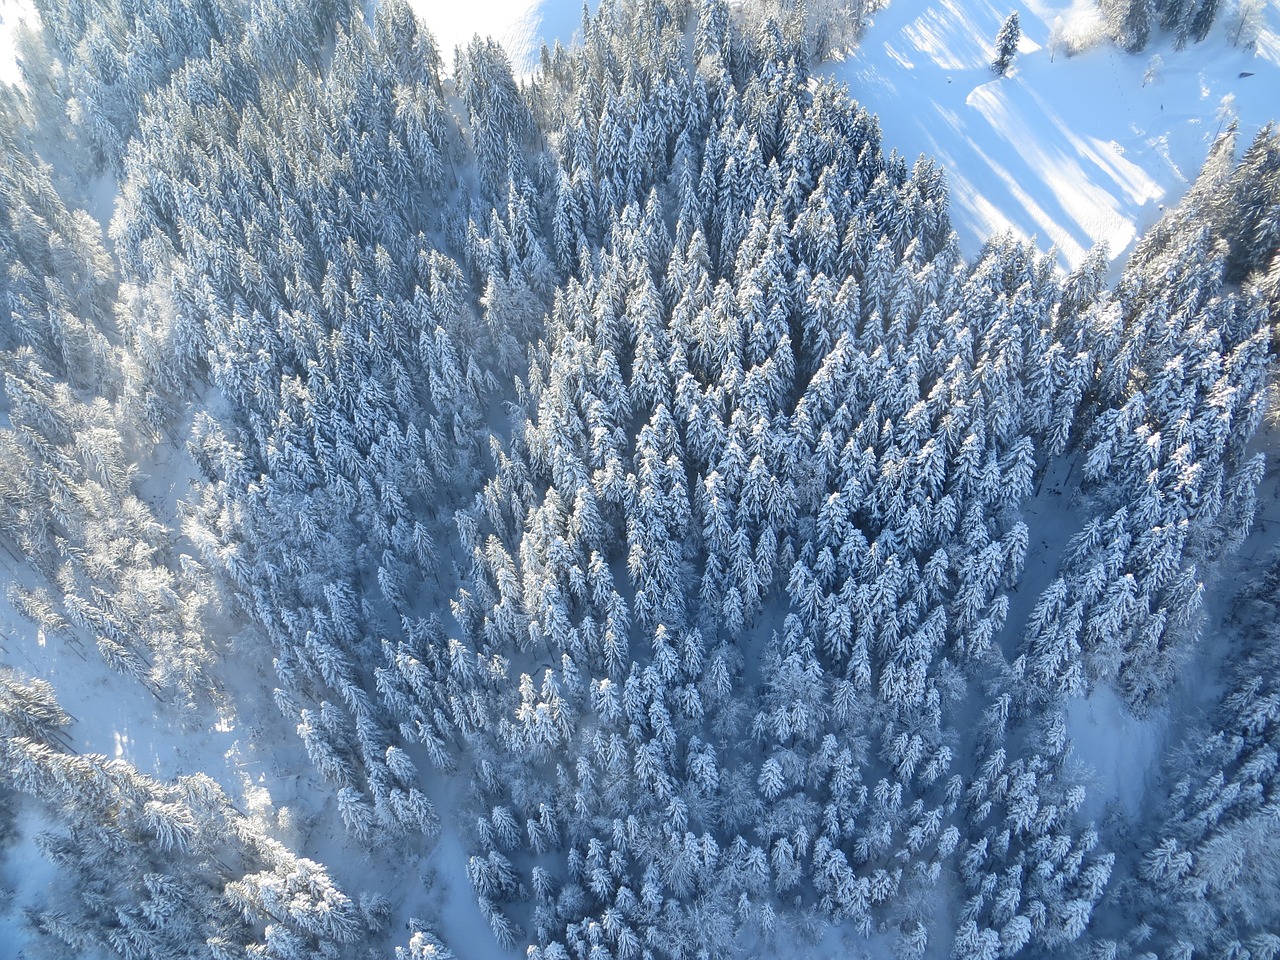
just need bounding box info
[444,2,1109,953]
[1022,126,1274,709]
[430,2,1275,957]
[1098,0,1263,52]
[113,0,495,837]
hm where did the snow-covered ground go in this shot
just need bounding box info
[408,0,591,74]
[1065,684,1163,820]
[0,0,34,87]
[824,0,1280,269]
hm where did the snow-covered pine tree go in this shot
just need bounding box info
[991,13,1021,76]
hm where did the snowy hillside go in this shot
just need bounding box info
[406,0,589,74]
[827,0,1280,268]
[0,0,34,86]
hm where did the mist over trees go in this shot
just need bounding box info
[0,0,1277,958]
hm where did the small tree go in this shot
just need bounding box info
[992,13,1021,76]
[1226,0,1263,50]
[1143,54,1163,86]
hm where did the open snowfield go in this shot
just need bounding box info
[408,0,590,74]
[0,0,33,87]
[824,0,1280,269]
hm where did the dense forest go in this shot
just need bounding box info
[0,0,1278,957]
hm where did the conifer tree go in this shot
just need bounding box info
[991,13,1020,76]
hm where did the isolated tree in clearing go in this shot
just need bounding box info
[992,12,1021,75]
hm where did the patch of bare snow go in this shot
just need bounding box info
[0,0,35,89]
[407,0,593,75]
[1065,683,1162,821]
[823,0,1280,269]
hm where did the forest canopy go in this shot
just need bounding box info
[0,0,1277,958]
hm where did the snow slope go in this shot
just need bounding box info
[824,0,1280,269]
[0,0,34,88]
[408,0,591,75]
[1065,684,1163,820]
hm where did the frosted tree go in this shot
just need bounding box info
[991,13,1021,76]
[2,677,364,959]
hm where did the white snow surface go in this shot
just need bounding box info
[1065,683,1162,821]
[823,0,1280,269]
[0,0,35,88]
[0,0,587,86]
[407,0,590,75]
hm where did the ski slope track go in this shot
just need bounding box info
[0,0,33,87]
